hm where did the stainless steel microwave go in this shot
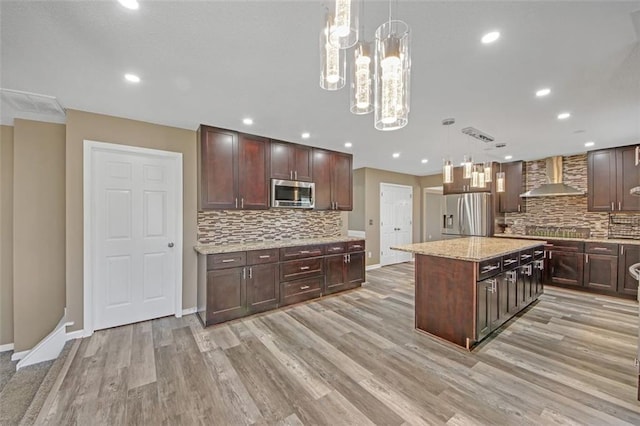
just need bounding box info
[271,179,315,209]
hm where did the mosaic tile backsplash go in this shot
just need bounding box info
[198,209,343,244]
[504,154,640,239]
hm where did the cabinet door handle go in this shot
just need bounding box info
[549,251,553,259]
[222,259,236,263]
[300,266,310,270]
[259,255,270,259]
[290,171,293,180]
[636,146,639,166]
[243,268,246,280]
[585,254,589,263]
[249,267,252,279]
[235,198,238,208]
[611,201,614,211]
[295,171,298,180]
[618,201,621,210]
[348,254,351,263]
[518,204,521,212]
[241,198,244,209]
[300,285,310,290]
[621,245,625,255]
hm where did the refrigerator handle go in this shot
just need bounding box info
[458,197,464,235]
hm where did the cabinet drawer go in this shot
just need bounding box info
[281,276,323,306]
[325,242,347,254]
[519,248,534,264]
[502,252,520,270]
[280,244,325,260]
[347,240,365,252]
[478,257,502,281]
[585,242,618,256]
[247,248,279,265]
[207,252,246,270]
[546,240,584,252]
[281,257,324,281]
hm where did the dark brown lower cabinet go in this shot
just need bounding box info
[207,267,246,325]
[246,263,279,314]
[548,250,584,287]
[280,276,323,306]
[476,279,493,342]
[618,244,640,297]
[584,253,618,292]
[325,252,365,295]
[346,252,365,286]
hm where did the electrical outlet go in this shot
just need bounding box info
[368,251,372,258]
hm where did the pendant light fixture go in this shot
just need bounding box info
[462,155,473,179]
[374,1,411,131]
[330,0,359,49]
[441,118,455,184]
[496,163,506,193]
[320,11,346,91]
[350,1,373,114]
[484,161,493,182]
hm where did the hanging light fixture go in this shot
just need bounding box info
[478,164,486,188]
[320,11,346,91]
[484,161,493,182]
[350,1,373,114]
[441,118,455,183]
[496,163,506,193]
[462,155,473,179]
[470,164,480,188]
[374,1,411,131]
[330,0,359,49]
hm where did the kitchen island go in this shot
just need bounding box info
[393,237,546,349]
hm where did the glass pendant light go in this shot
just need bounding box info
[478,164,486,188]
[374,1,411,131]
[443,159,454,184]
[496,163,505,193]
[471,164,480,188]
[351,41,373,114]
[320,12,346,91]
[463,155,473,179]
[330,0,359,49]
[484,161,493,182]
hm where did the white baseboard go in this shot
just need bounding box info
[366,264,381,271]
[66,329,86,341]
[16,317,74,370]
[0,343,14,353]
[182,307,197,315]
[11,349,29,361]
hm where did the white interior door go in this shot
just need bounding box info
[380,183,413,266]
[87,141,182,331]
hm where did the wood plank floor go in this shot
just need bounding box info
[39,262,640,425]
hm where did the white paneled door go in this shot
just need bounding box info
[87,141,182,332]
[380,183,413,266]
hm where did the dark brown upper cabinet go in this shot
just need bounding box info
[499,161,525,213]
[588,145,640,212]
[270,140,313,182]
[198,125,270,210]
[312,149,353,211]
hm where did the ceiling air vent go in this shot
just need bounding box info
[0,88,65,117]
[461,126,495,143]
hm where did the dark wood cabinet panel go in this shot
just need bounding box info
[207,268,246,324]
[280,257,324,281]
[247,248,279,265]
[618,244,640,297]
[270,140,313,182]
[280,245,325,261]
[499,161,524,213]
[476,280,491,342]
[616,145,640,211]
[584,254,617,292]
[199,126,238,209]
[280,276,323,306]
[325,254,347,294]
[346,252,365,287]
[246,263,279,314]
[312,148,353,211]
[548,250,584,287]
[238,134,270,210]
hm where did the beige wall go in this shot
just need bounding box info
[0,125,14,346]
[65,110,197,333]
[348,168,365,232]
[13,120,66,351]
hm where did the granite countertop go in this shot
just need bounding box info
[194,236,364,255]
[391,237,545,262]
[493,233,640,246]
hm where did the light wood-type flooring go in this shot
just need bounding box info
[39,262,640,425]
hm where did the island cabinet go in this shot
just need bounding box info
[312,149,353,210]
[617,244,640,297]
[270,140,313,182]
[198,125,270,210]
[407,238,545,349]
[498,161,525,213]
[588,145,640,212]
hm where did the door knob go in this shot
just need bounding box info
[168,242,174,248]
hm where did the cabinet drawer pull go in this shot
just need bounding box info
[520,254,532,260]
[590,247,609,251]
[330,247,341,251]
[481,264,500,273]
[504,259,517,265]
[300,266,310,270]
[352,245,362,248]
[300,285,310,290]
[534,250,544,256]
[259,255,271,259]
[222,259,236,263]
[300,250,311,254]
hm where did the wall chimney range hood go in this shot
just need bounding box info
[520,156,585,198]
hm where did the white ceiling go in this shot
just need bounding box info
[1,0,639,176]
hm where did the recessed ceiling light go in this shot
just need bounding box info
[536,88,551,97]
[118,0,139,10]
[392,152,400,158]
[124,73,140,83]
[344,142,352,148]
[505,155,513,160]
[301,132,310,139]
[481,31,500,44]
[585,141,595,147]
[421,159,428,164]
[242,118,253,125]
[557,112,571,120]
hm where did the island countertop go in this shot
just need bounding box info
[392,236,545,262]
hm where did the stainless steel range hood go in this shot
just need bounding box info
[520,156,585,198]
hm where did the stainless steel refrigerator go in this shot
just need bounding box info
[441,193,492,237]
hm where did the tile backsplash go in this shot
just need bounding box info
[504,154,640,239]
[198,209,343,245]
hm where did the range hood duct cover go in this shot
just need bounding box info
[520,156,585,198]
